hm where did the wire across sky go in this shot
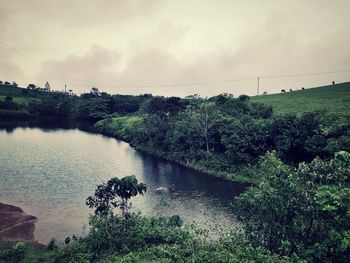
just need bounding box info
[1,40,350,89]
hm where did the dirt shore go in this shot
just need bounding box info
[0,202,45,248]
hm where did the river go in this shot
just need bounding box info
[0,126,247,243]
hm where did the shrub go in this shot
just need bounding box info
[233,151,350,262]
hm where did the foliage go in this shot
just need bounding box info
[28,96,75,119]
[233,151,350,262]
[141,96,187,116]
[86,176,147,216]
[85,213,189,256]
[1,83,349,262]
[131,96,349,176]
[100,230,291,263]
[1,82,349,182]
[0,86,150,123]
[0,242,28,262]
[94,115,142,141]
[0,218,290,263]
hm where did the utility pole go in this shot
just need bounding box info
[257,77,260,95]
[65,83,67,93]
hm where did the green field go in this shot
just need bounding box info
[251,82,350,118]
[0,85,41,105]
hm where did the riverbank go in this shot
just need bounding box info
[93,118,255,184]
[0,118,254,184]
[131,144,255,184]
[0,203,44,249]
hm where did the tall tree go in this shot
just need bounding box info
[86,175,147,216]
[191,103,220,152]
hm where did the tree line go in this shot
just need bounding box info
[0,86,151,121]
[1,85,349,175]
[96,93,350,179]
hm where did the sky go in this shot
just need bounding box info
[0,0,350,97]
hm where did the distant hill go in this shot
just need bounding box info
[251,82,350,118]
[1,81,350,118]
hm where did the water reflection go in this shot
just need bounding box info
[0,126,247,243]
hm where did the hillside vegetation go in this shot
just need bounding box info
[251,82,350,118]
[0,82,350,262]
[1,82,349,183]
[0,84,23,97]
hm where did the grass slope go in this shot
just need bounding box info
[251,81,350,118]
[0,86,40,105]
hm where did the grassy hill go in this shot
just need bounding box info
[1,81,349,118]
[251,82,350,118]
[0,85,40,105]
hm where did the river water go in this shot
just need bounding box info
[0,126,247,243]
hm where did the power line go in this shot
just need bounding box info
[261,69,350,79]
[70,77,256,88]
[69,69,350,89]
[1,39,349,89]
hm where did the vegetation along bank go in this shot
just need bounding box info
[1,81,350,183]
[0,81,350,262]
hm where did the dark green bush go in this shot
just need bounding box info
[85,213,190,255]
[233,151,350,262]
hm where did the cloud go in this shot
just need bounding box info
[37,14,350,97]
[0,48,25,81]
[129,21,190,53]
[1,1,350,96]
[39,45,122,84]
[0,0,162,28]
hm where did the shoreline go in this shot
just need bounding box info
[131,143,255,184]
[0,202,45,248]
[93,125,254,184]
[0,120,254,184]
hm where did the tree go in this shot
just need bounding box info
[191,103,220,152]
[77,98,109,121]
[0,96,18,110]
[142,96,185,116]
[222,117,272,165]
[86,176,147,216]
[233,151,350,262]
[27,84,36,90]
[238,94,250,102]
[91,87,100,96]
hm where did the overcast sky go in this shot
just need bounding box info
[1,0,349,97]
